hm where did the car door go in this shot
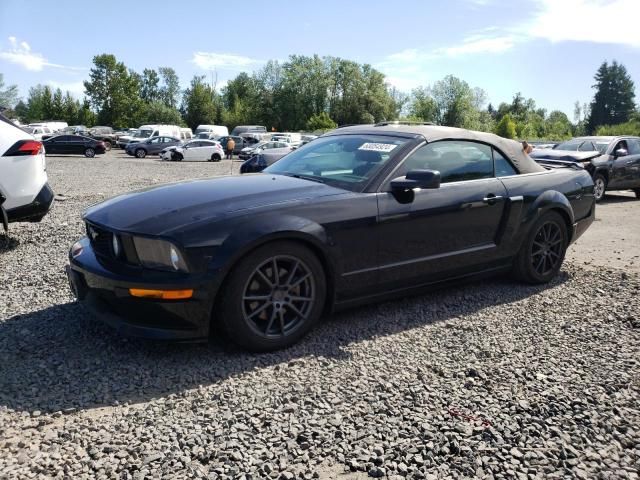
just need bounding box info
[627,139,640,188]
[44,136,60,154]
[375,140,509,290]
[185,141,203,161]
[608,139,637,188]
[147,137,163,154]
[62,135,79,154]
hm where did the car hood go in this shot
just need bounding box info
[83,174,346,237]
[530,149,602,162]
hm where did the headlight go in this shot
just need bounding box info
[132,237,188,272]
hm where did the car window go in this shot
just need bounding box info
[627,139,640,155]
[399,140,494,183]
[150,137,161,144]
[614,140,629,153]
[493,149,517,176]
[266,134,411,192]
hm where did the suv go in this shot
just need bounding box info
[531,136,640,202]
[0,113,54,230]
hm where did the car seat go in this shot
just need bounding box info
[352,150,383,177]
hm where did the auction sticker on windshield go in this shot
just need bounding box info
[358,143,398,153]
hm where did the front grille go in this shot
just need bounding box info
[86,223,114,258]
[86,222,139,267]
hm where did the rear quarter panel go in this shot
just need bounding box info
[498,168,595,253]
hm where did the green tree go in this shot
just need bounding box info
[587,60,636,133]
[306,112,337,131]
[409,87,438,123]
[596,120,640,136]
[14,100,28,121]
[84,54,144,127]
[51,88,64,119]
[143,101,183,125]
[181,75,217,130]
[0,73,19,109]
[140,68,161,103]
[495,114,517,139]
[430,75,487,128]
[158,67,181,109]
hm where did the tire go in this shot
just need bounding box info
[103,141,112,151]
[216,241,326,351]
[593,173,607,202]
[210,153,221,162]
[512,211,568,284]
[173,153,183,162]
[634,189,640,199]
[135,148,146,159]
[84,148,95,158]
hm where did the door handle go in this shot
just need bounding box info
[483,194,503,205]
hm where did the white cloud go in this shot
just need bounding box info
[0,36,85,72]
[191,52,261,70]
[435,34,517,56]
[527,0,640,47]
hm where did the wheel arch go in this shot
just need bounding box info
[525,190,575,243]
[206,217,338,325]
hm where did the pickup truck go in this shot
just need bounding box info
[531,136,640,202]
[87,126,118,151]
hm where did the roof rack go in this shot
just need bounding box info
[375,121,436,127]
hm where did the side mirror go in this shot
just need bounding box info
[390,169,441,191]
[615,148,628,157]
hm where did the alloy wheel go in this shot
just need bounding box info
[241,255,315,338]
[594,177,606,200]
[531,221,563,277]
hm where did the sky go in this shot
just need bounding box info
[1,0,639,119]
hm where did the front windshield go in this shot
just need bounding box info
[595,142,609,154]
[554,140,582,151]
[137,129,153,138]
[24,127,35,134]
[196,132,209,138]
[265,134,410,192]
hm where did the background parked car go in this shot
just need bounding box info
[239,147,292,173]
[230,125,267,136]
[217,136,248,154]
[160,139,224,162]
[23,125,52,140]
[88,126,118,150]
[43,135,107,158]
[531,136,640,201]
[0,112,54,227]
[125,136,181,158]
[238,141,292,160]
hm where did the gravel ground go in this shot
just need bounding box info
[1,151,639,479]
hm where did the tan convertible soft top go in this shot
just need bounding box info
[330,124,546,174]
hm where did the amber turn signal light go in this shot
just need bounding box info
[129,288,193,300]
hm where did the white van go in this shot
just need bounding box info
[180,128,193,141]
[195,125,229,138]
[131,124,182,142]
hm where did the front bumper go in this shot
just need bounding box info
[67,237,221,341]
[6,183,55,223]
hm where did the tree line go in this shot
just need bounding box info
[1,55,637,139]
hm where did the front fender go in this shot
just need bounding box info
[204,213,335,279]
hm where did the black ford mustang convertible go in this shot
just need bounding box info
[67,124,595,351]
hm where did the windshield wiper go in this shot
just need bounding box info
[277,172,326,184]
